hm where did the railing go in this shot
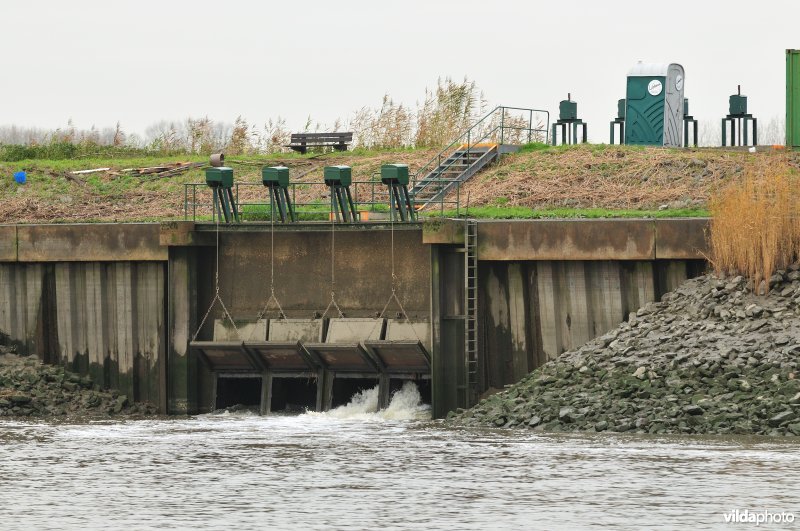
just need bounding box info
[183,179,466,222]
[411,106,550,198]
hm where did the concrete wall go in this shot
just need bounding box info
[0,262,166,409]
[0,263,51,358]
[477,259,706,393]
[196,229,431,334]
[0,221,712,417]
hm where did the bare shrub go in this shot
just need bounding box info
[259,117,291,153]
[226,116,253,155]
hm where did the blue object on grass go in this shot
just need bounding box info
[14,171,26,184]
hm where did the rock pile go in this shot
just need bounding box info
[452,272,800,436]
[0,353,157,419]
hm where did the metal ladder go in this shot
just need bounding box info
[464,219,478,406]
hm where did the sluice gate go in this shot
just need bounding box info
[190,317,431,413]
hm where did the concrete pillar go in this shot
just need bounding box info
[168,247,198,414]
[431,246,465,418]
[657,261,689,296]
[525,265,547,370]
[0,264,46,355]
[0,264,16,344]
[84,263,107,385]
[136,263,166,410]
[536,261,561,361]
[112,262,136,399]
[564,261,593,352]
[483,265,510,387]
[507,263,529,382]
[586,261,624,337]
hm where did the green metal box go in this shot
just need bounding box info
[788,49,800,149]
[262,166,290,187]
[205,167,233,188]
[323,165,352,186]
[617,99,626,119]
[559,99,577,121]
[380,164,409,185]
[683,98,690,117]
[729,94,748,116]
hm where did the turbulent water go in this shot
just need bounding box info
[1,383,799,530]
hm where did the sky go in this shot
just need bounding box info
[2,0,798,143]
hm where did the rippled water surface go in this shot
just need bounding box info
[1,392,799,530]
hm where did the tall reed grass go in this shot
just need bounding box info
[709,158,800,290]
[0,77,496,159]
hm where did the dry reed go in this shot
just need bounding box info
[459,146,760,209]
[709,157,800,289]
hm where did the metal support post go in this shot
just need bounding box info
[610,119,625,144]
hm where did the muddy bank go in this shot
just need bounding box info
[0,352,157,419]
[451,273,800,436]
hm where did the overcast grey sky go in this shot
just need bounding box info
[2,0,797,143]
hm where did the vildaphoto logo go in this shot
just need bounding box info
[723,509,795,526]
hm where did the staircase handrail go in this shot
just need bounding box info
[411,126,500,200]
[412,105,550,188]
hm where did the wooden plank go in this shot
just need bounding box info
[70,168,111,175]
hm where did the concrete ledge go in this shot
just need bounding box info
[422,219,464,245]
[160,221,197,247]
[0,225,17,261]
[477,219,657,261]
[2,218,710,263]
[14,224,166,262]
[655,218,709,259]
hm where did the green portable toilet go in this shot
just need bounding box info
[624,62,685,147]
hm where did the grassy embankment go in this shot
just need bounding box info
[0,146,430,222]
[2,143,787,223]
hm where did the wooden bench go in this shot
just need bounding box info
[286,132,353,154]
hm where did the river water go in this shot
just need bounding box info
[1,384,798,530]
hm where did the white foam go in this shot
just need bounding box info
[379,381,431,420]
[305,381,431,421]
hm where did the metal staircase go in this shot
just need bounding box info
[464,218,478,406]
[410,106,550,210]
[410,145,498,206]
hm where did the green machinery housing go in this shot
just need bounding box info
[206,166,240,223]
[381,164,416,222]
[789,49,800,149]
[324,165,358,222]
[610,98,625,144]
[722,86,757,147]
[551,94,587,145]
[262,166,295,223]
[624,63,685,147]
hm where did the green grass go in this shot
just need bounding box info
[239,201,391,222]
[517,142,551,153]
[428,206,709,219]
